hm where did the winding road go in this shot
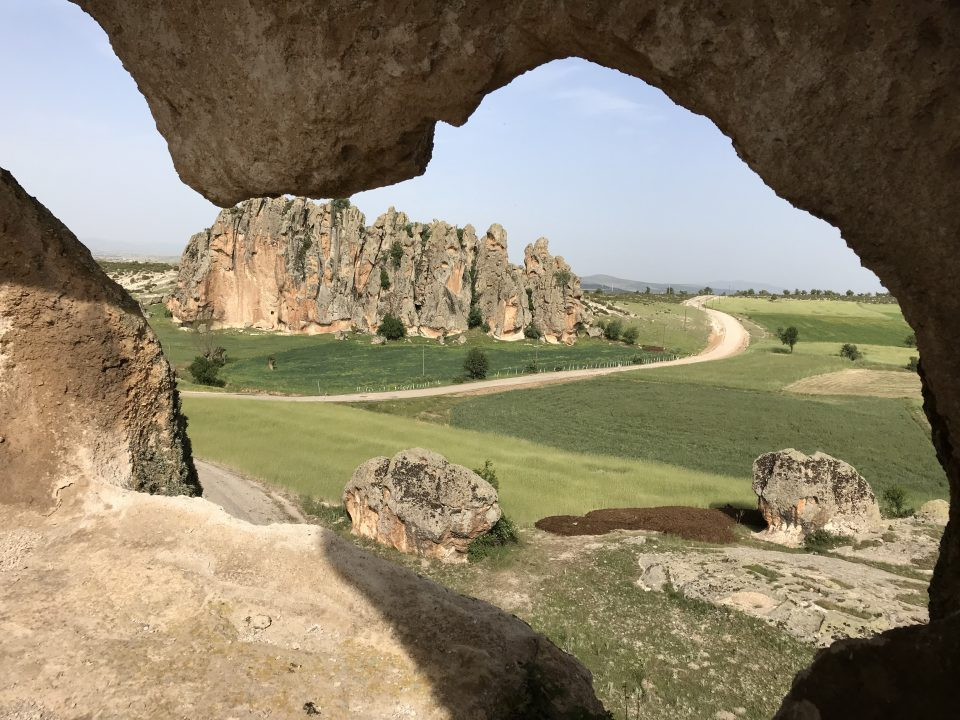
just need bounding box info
[182,297,749,404]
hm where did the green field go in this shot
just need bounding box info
[600,297,711,356]
[182,396,752,525]
[716,297,913,347]
[149,304,675,395]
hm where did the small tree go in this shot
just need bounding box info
[467,304,484,329]
[378,312,405,340]
[906,356,920,372]
[474,459,498,490]
[604,317,624,341]
[524,323,542,340]
[776,326,799,352]
[881,485,913,518]
[553,269,572,288]
[379,266,391,290]
[463,347,489,379]
[389,240,404,268]
[188,355,225,386]
[839,343,863,361]
[904,332,917,347]
[622,326,640,345]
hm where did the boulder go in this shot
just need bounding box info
[587,325,603,339]
[343,448,501,562]
[753,449,882,545]
[334,329,347,341]
[454,334,467,345]
[917,499,950,526]
[370,335,385,345]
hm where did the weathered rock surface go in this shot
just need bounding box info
[168,197,591,343]
[0,169,198,507]
[0,482,606,719]
[917,499,950,526]
[343,448,500,562]
[753,450,883,545]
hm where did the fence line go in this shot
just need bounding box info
[351,353,679,394]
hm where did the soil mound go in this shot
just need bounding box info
[535,506,738,544]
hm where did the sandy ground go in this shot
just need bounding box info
[182,296,749,404]
[197,459,303,524]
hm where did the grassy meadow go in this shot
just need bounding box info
[594,295,711,355]
[182,396,752,526]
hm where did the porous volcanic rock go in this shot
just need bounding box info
[753,449,882,545]
[168,197,591,343]
[0,169,198,508]
[343,448,501,562]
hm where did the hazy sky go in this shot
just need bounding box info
[1,0,883,292]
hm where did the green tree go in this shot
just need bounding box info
[467,304,484,329]
[881,485,913,518]
[622,326,640,344]
[776,326,799,352]
[378,312,405,340]
[188,355,225,386]
[463,347,490,379]
[906,356,919,372]
[523,323,542,340]
[553,269,572,288]
[839,343,862,361]
[389,240,404,268]
[379,266,391,290]
[604,317,624,341]
[904,332,917,347]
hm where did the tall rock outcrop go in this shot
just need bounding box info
[0,169,198,508]
[168,197,591,344]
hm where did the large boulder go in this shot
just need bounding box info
[343,448,501,562]
[753,449,882,545]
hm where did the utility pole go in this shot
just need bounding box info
[683,306,687,330]
[422,346,425,376]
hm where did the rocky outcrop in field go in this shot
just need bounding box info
[168,197,591,344]
[344,448,501,562]
[753,449,882,545]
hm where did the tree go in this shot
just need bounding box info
[523,323,542,340]
[906,356,919,372]
[467,304,484,329]
[904,332,917,347]
[463,347,489,379]
[603,317,624,341]
[845,289,855,297]
[553,269,572,288]
[643,286,651,295]
[699,286,713,295]
[776,326,799,352]
[188,355,225,386]
[378,312,405,340]
[389,240,403,268]
[379,266,391,290]
[622,326,639,344]
[839,343,863,361]
[881,485,913,518]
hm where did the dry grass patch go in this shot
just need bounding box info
[785,369,920,399]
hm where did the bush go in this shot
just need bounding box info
[803,529,851,553]
[378,312,406,340]
[524,360,539,374]
[906,356,919,372]
[882,485,914,518]
[467,304,484,329]
[389,240,404,268]
[839,343,863,361]
[481,321,491,333]
[203,345,227,366]
[524,323,542,340]
[622,326,640,344]
[463,347,490,379]
[188,355,225,386]
[474,459,498,490]
[379,266,391,290]
[904,332,916,347]
[603,317,624,341]
[331,197,351,213]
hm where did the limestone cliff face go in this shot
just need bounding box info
[169,197,591,343]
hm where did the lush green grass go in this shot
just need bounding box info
[717,297,913,347]
[607,299,711,355]
[151,305,674,395]
[183,396,753,526]
[446,373,946,507]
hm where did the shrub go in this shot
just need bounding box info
[474,459,498,490]
[839,343,863,361]
[603,317,624,341]
[803,529,851,553]
[524,323,542,340]
[188,355,225,386]
[621,326,640,344]
[776,325,799,352]
[525,287,534,313]
[203,345,227,366]
[456,226,465,248]
[467,304,484,329]
[882,485,914,518]
[467,515,519,561]
[524,360,539,374]
[331,198,351,213]
[906,356,919,372]
[389,240,403,268]
[553,269,572,288]
[161,306,173,318]
[378,312,406,340]
[904,332,916,347]
[481,321,491,333]
[379,266,391,290]
[463,347,490,379]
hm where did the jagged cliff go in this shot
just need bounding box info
[168,197,592,343]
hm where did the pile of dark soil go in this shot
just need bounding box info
[535,506,739,544]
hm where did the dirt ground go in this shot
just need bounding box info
[535,506,739,544]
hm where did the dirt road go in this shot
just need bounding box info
[181,296,749,404]
[197,459,303,524]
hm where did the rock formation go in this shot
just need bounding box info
[753,449,882,545]
[168,197,591,344]
[344,448,501,562]
[918,499,950,526]
[0,169,198,507]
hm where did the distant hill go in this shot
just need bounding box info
[581,274,786,295]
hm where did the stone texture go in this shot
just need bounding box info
[0,169,198,508]
[343,448,500,563]
[71,0,960,620]
[753,450,882,545]
[168,197,590,343]
[917,499,950,526]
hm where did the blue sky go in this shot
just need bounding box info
[0,0,883,291]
